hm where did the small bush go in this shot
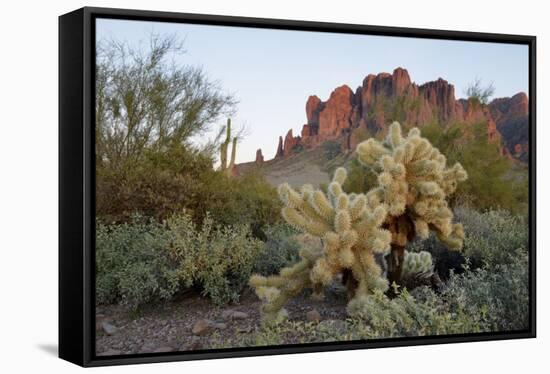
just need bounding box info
[321,140,341,160]
[210,253,528,348]
[442,256,529,332]
[408,207,527,271]
[455,207,527,268]
[342,159,378,194]
[167,214,264,305]
[96,144,281,228]
[96,216,179,307]
[96,213,264,308]
[252,225,301,276]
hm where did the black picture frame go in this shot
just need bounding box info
[59,6,537,367]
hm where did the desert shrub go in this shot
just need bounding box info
[96,145,216,223]
[347,288,484,337]
[96,213,264,308]
[97,144,281,228]
[342,159,377,194]
[167,214,264,305]
[454,207,527,267]
[201,169,281,228]
[209,252,528,349]
[321,140,341,160]
[95,216,179,307]
[442,256,529,332]
[421,121,528,214]
[408,207,527,270]
[252,225,301,276]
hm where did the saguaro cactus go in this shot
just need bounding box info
[356,121,468,283]
[249,168,392,322]
[220,119,237,176]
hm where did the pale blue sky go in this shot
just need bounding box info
[96,18,529,163]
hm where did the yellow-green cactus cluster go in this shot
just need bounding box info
[401,251,433,279]
[249,167,392,322]
[356,121,468,249]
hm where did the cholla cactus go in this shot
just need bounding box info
[249,167,392,322]
[356,121,468,283]
[401,251,433,279]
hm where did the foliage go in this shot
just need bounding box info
[95,34,235,169]
[250,167,392,322]
[407,206,527,277]
[96,213,264,308]
[96,216,179,307]
[96,143,281,227]
[342,159,378,194]
[211,253,528,348]
[167,214,264,305]
[252,225,301,276]
[321,140,342,161]
[421,121,528,213]
[349,127,373,149]
[455,207,528,268]
[464,78,495,105]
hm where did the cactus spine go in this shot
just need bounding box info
[249,168,392,322]
[356,122,468,283]
[220,119,237,176]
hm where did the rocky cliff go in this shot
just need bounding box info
[489,92,530,162]
[263,68,528,163]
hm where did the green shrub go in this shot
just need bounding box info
[167,214,264,305]
[408,207,527,270]
[252,225,301,276]
[321,140,341,160]
[96,144,281,228]
[96,213,264,308]
[443,256,529,332]
[421,121,528,214]
[455,207,527,267]
[341,159,378,194]
[96,216,179,307]
[207,249,528,349]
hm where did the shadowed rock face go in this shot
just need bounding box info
[272,68,528,162]
[489,93,530,162]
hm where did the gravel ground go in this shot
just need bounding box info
[96,284,350,356]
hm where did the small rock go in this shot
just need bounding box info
[153,346,174,353]
[306,309,322,323]
[192,319,212,336]
[192,319,226,336]
[221,310,249,320]
[101,321,117,335]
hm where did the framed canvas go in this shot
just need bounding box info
[59,6,536,367]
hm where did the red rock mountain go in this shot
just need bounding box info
[265,68,528,163]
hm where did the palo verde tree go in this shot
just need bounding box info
[356,121,468,283]
[249,168,392,322]
[95,33,236,169]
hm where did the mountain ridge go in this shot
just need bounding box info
[247,68,528,166]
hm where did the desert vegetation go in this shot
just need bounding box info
[95,33,530,356]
